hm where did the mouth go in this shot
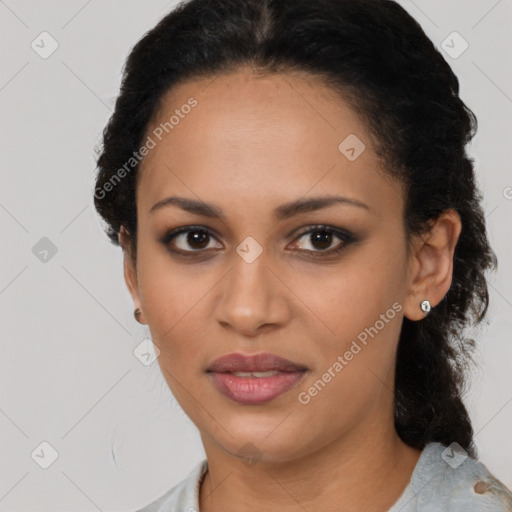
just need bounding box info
[206,352,308,405]
[206,352,308,373]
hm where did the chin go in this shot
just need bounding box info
[213,420,309,464]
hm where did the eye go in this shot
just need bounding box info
[161,224,356,258]
[289,225,355,255]
[161,226,222,255]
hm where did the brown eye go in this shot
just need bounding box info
[162,226,222,254]
[308,230,335,250]
[184,229,210,250]
[290,225,356,255]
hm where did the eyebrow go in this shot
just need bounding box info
[149,194,370,219]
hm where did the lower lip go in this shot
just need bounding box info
[208,371,307,405]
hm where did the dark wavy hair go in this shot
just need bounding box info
[93,0,497,458]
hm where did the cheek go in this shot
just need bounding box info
[288,254,406,349]
[136,241,205,334]
[286,249,406,414]
[293,285,403,440]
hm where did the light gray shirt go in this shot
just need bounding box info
[135,442,512,511]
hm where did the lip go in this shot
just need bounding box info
[207,352,307,373]
[206,352,308,405]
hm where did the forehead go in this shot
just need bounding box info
[136,66,402,217]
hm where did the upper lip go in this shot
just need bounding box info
[207,352,308,373]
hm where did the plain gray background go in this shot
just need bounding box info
[0,0,511,510]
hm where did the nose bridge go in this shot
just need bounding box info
[216,242,287,332]
[228,245,272,307]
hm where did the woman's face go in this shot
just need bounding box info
[124,66,418,463]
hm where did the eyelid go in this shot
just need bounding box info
[291,224,354,241]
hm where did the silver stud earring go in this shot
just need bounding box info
[420,300,431,314]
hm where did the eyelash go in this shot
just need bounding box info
[160,224,357,259]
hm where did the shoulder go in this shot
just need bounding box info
[392,442,512,511]
[134,458,208,512]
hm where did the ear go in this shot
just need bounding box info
[119,226,145,324]
[403,209,462,321]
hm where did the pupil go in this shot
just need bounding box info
[312,231,332,250]
[188,230,209,249]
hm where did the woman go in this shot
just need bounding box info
[93,0,512,510]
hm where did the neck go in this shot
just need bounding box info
[199,417,422,512]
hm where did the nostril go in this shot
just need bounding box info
[473,480,491,495]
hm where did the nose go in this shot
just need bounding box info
[215,249,292,337]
